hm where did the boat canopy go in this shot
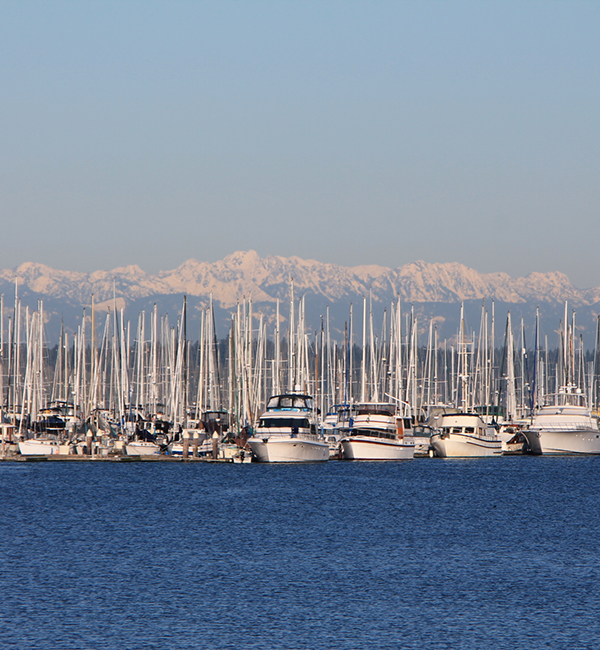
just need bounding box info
[266,394,313,411]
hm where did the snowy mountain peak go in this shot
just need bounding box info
[0,252,597,309]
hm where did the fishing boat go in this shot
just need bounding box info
[430,412,502,457]
[247,394,329,463]
[523,386,600,454]
[340,403,414,460]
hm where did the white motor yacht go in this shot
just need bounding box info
[430,412,502,457]
[248,394,329,463]
[340,403,414,460]
[523,386,600,454]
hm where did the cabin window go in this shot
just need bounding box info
[452,427,462,433]
[259,418,310,429]
[464,427,474,433]
[356,429,395,440]
[358,409,393,417]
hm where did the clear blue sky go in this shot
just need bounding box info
[1,1,599,286]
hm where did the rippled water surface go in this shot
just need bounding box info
[1,457,599,649]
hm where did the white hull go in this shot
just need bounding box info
[19,439,62,456]
[524,400,600,454]
[411,435,432,457]
[524,428,600,455]
[431,433,502,458]
[167,442,203,457]
[341,437,414,460]
[126,441,161,456]
[321,431,343,458]
[248,436,329,463]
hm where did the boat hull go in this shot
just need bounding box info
[125,442,161,456]
[341,437,414,460]
[18,439,62,456]
[248,437,329,463]
[523,428,600,455]
[430,433,502,458]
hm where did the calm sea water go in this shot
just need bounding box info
[1,457,599,649]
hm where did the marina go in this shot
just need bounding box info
[3,2,598,648]
[1,288,599,462]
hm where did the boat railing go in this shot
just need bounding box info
[541,386,588,408]
[254,430,319,442]
[531,421,596,432]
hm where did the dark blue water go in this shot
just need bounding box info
[1,457,599,649]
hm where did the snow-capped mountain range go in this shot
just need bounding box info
[1,251,598,345]
[1,250,598,307]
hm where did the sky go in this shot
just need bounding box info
[1,1,599,287]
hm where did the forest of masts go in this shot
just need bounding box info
[1,283,599,432]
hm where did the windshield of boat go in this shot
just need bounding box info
[267,395,312,410]
[357,406,394,417]
[259,417,311,429]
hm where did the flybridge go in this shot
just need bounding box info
[266,394,313,411]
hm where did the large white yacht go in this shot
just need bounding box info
[248,394,329,463]
[523,386,600,454]
[340,403,414,460]
[430,412,502,457]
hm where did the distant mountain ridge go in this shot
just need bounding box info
[1,250,599,307]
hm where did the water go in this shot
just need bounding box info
[1,457,599,649]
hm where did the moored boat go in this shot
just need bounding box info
[125,440,161,456]
[430,412,502,457]
[18,437,65,456]
[248,394,329,463]
[340,403,414,460]
[523,386,600,454]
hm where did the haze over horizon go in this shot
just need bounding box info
[2,1,599,286]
